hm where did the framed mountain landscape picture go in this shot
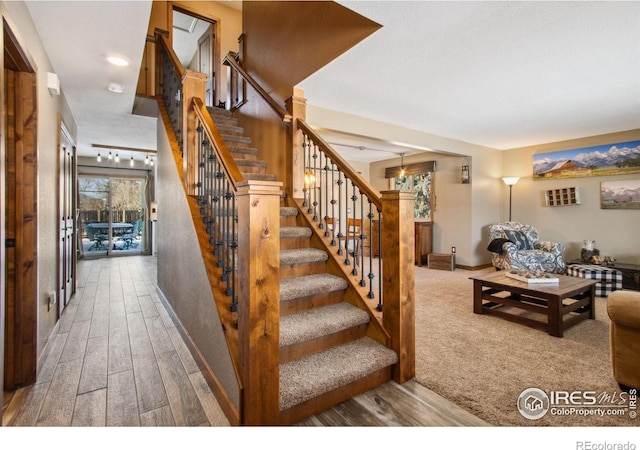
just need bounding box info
[533,140,640,180]
[600,180,640,210]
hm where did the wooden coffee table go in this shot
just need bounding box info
[470,271,597,337]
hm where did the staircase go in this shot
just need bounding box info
[207,106,398,424]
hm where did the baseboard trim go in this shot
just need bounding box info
[156,286,240,426]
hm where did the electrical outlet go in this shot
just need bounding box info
[451,246,456,254]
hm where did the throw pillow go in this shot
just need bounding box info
[502,230,533,251]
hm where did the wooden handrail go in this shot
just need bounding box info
[191,98,245,191]
[155,31,186,80]
[297,119,382,211]
[222,52,292,124]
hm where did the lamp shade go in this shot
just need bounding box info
[502,177,520,186]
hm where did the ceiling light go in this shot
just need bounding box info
[145,155,149,165]
[130,155,134,167]
[108,82,124,94]
[115,153,120,163]
[107,55,129,67]
[96,152,102,163]
[399,153,406,177]
[108,151,113,161]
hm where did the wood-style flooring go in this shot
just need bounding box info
[3,255,487,427]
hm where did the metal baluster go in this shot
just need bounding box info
[344,176,351,266]
[230,193,238,312]
[323,155,330,236]
[377,208,383,311]
[330,160,336,245]
[366,199,375,295]
[302,133,308,208]
[312,143,318,222]
[214,160,223,264]
[336,169,344,256]
[351,181,358,276]
[224,183,233,297]
[359,191,366,285]
[318,150,323,230]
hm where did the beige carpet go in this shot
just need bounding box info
[414,265,637,427]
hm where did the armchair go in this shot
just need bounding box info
[488,222,566,274]
[607,290,640,390]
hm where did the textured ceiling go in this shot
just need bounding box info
[300,1,640,152]
[23,1,640,164]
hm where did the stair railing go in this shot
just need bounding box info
[156,31,184,155]
[192,98,244,313]
[156,30,282,425]
[222,51,292,123]
[297,120,384,308]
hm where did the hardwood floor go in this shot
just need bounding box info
[2,255,487,427]
[2,255,229,427]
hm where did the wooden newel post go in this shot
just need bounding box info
[182,70,207,195]
[285,87,307,201]
[236,180,282,425]
[381,190,415,383]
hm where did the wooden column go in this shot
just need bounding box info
[236,180,282,425]
[381,190,415,383]
[182,70,207,195]
[285,87,306,200]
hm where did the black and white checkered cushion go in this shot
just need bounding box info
[566,264,623,297]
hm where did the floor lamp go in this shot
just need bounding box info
[502,177,520,221]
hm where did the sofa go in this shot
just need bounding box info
[607,290,640,390]
[487,222,566,274]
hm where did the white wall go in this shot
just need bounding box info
[504,129,640,265]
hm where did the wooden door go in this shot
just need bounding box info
[197,24,214,106]
[58,121,75,313]
[3,66,38,389]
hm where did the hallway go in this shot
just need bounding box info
[2,255,230,426]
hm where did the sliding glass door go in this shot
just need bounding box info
[79,176,146,257]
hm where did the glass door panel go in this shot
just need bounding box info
[110,179,145,254]
[79,177,110,256]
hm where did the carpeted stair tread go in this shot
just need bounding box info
[206,106,232,116]
[280,207,298,217]
[221,134,251,145]
[215,124,244,135]
[280,273,348,303]
[235,159,268,169]
[280,248,328,266]
[279,337,398,411]
[281,226,312,239]
[280,303,368,347]
[228,146,259,156]
[242,173,277,182]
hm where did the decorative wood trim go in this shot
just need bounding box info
[381,190,416,384]
[236,179,282,425]
[182,70,207,195]
[4,68,38,388]
[385,161,436,179]
[285,88,306,200]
